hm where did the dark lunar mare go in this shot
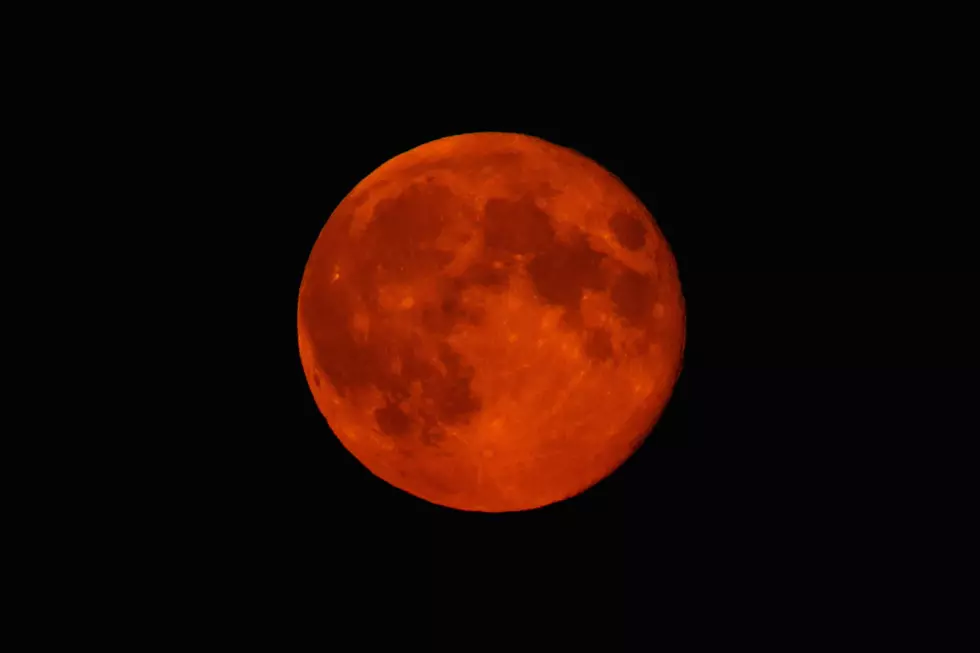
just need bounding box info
[609,210,648,251]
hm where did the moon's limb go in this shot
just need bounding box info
[298,132,685,512]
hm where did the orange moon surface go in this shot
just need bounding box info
[298,132,685,512]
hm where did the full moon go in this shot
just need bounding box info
[298,132,685,512]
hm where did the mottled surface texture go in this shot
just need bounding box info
[298,132,685,512]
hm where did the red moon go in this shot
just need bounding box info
[298,132,685,512]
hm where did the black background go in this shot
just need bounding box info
[169,61,973,645]
[17,10,972,647]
